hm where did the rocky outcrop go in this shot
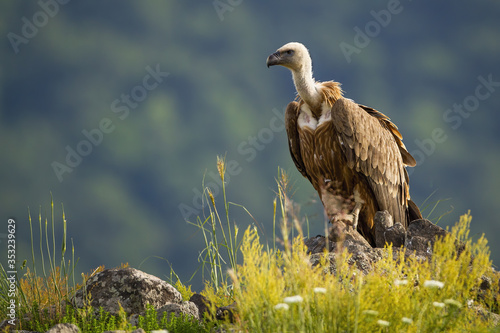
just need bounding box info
[306,214,454,273]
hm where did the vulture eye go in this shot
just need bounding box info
[286,50,294,56]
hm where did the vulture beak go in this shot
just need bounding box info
[266,51,281,68]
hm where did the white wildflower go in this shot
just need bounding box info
[377,319,390,327]
[313,287,327,294]
[402,317,413,324]
[362,310,379,316]
[394,279,408,286]
[423,280,445,289]
[467,299,474,307]
[433,302,445,308]
[284,295,303,304]
[274,303,290,310]
[444,299,462,308]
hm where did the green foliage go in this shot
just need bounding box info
[174,280,194,301]
[0,195,78,330]
[0,197,211,332]
[191,166,499,332]
[226,212,499,332]
[56,304,132,333]
[136,305,159,331]
[136,304,209,333]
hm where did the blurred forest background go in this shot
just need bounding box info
[1,1,499,290]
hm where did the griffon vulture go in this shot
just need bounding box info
[266,42,421,245]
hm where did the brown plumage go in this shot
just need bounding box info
[267,42,421,245]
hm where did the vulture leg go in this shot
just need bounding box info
[319,183,345,222]
[351,201,363,230]
[351,186,365,231]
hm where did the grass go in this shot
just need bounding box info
[227,212,499,332]
[186,155,245,297]
[0,194,79,331]
[197,158,499,332]
[0,196,207,332]
[1,158,499,332]
[419,188,454,224]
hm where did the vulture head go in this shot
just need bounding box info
[267,42,321,110]
[266,42,312,72]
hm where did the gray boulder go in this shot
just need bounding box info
[72,267,182,316]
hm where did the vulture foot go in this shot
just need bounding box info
[327,220,371,250]
[328,201,363,230]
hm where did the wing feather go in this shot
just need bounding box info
[330,98,415,225]
[359,104,416,167]
[285,101,310,181]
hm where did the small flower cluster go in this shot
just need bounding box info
[394,279,408,286]
[275,294,304,311]
[275,286,329,311]
[423,280,445,289]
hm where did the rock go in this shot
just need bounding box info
[304,235,329,254]
[405,218,468,257]
[216,302,237,322]
[189,293,214,320]
[374,211,394,247]
[46,323,80,333]
[384,223,406,247]
[310,246,389,276]
[407,219,447,240]
[405,235,432,254]
[374,211,406,248]
[189,293,237,323]
[72,267,182,316]
[157,301,199,321]
[306,217,450,274]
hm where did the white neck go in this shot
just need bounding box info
[291,61,322,110]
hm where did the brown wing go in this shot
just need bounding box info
[330,98,413,226]
[285,101,311,181]
[358,104,416,167]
